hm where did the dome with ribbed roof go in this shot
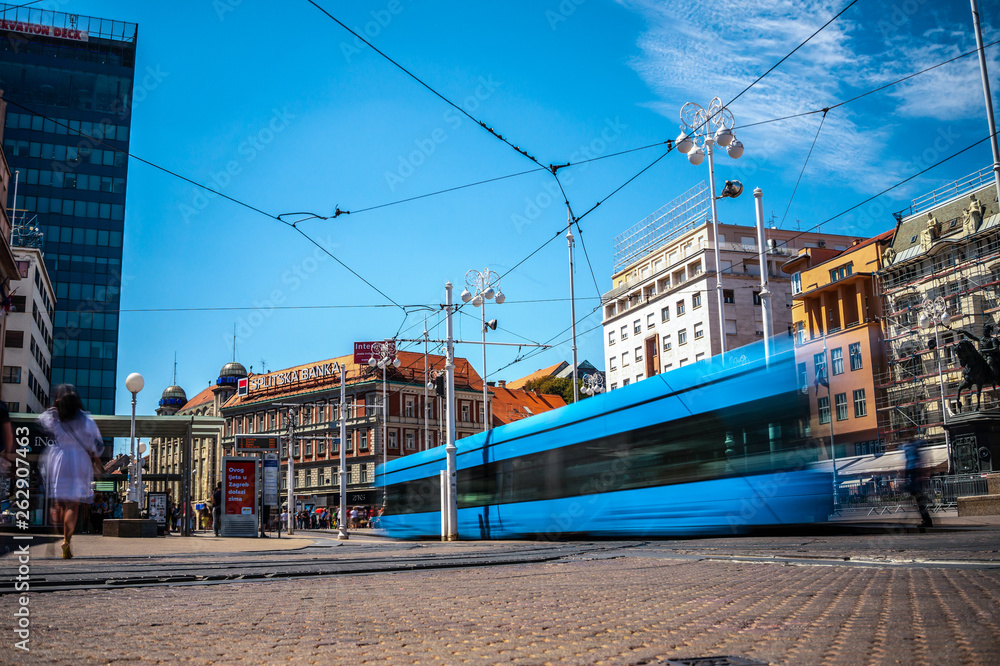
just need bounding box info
[158,385,187,408]
[216,361,248,387]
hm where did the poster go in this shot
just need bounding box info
[225,460,256,516]
[263,453,279,506]
[148,492,167,526]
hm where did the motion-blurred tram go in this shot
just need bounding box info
[379,340,833,539]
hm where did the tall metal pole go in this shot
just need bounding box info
[128,393,137,502]
[824,338,839,502]
[567,207,579,403]
[706,138,727,359]
[424,315,430,450]
[933,324,952,472]
[286,408,295,535]
[971,0,1000,195]
[482,304,490,430]
[444,282,458,540]
[754,187,772,364]
[382,361,388,506]
[337,364,348,540]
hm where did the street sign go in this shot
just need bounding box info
[235,434,279,452]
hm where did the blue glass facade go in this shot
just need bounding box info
[0,6,136,415]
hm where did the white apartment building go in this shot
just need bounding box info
[602,185,857,389]
[2,246,55,412]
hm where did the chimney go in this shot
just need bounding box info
[497,380,506,388]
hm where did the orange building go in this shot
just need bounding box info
[783,230,895,460]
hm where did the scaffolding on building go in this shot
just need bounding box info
[612,181,709,273]
[875,176,1000,448]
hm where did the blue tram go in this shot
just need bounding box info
[379,340,833,539]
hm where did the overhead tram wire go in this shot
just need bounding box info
[779,109,828,229]
[0,95,407,312]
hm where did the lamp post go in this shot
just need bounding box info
[582,373,605,396]
[125,372,144,504]
[462,268,505,431]
[675,97,746,358]
[369,341,399,505]
[284,407,297,535]
[918,297,952,470]
[333,362,349,540]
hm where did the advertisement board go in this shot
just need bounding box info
[263,453,279,506]
[148,492,168,526]
[354,340,395,365]
[224,459,256,515]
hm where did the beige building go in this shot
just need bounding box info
[1,247,54,412]
[602,185,858,388]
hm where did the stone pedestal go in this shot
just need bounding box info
[102,519,158,538]
[943,411,999,474]
[122,501,139,519]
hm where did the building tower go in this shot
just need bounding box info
[156,385,187,416]
[0,5,138,415]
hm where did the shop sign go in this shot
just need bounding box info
[247,362,338,392]
[354,340,395,365]
[0,19,88,41]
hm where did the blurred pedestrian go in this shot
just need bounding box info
[39,385,103,559]
[904,439,933,529]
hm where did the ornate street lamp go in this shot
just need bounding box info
[369,341,399,504]
[676,97,746,357]
[462,268,504,431]
[582,373,605,396]
[125,372,144,504]
[918,297,953,470]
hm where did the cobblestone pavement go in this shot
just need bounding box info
[3,554,999,665]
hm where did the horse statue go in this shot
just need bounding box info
[954,339,998,411]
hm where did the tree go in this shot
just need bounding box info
[522,376,589,403]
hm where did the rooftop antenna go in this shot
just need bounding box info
[172,352,177,385]
[232,323,237,362]
[261,358,267,373]
[769,211,778,229]
[795,218,802,231]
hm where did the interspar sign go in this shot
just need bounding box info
[0,20,88,41]
[354,340,395,365]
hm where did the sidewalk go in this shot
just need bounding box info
[2,529,317,559]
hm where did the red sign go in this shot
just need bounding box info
[354,340,396,365]
[225,460,256,515]
[0,19,89,42]
[237,377,248,396]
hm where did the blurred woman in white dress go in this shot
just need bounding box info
[40,385,103,558]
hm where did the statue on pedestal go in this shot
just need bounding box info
[920,212,941,251]
[962,194,985,236]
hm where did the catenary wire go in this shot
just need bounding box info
[779,109,828,228]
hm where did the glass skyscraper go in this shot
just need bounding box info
[0,6,136,414]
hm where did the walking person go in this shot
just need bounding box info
[213,482,222,537]
[38,385,104,559]
[904,438,933,529]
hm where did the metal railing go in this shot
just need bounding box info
[836,474,991,515]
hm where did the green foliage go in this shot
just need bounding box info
[522,376,589,403]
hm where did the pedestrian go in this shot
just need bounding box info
[904,438,933,529]
[38,384,104,559]
[165,489,173,534]
[349,506,358,529]
[213,482,222,537]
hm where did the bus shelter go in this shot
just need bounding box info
[10,413,224,537]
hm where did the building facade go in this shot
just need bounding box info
[783,231,894,462]
[602,196,858,388]
[1,87,25,375]
[1,246,54,413]
[0,5,137,415]
[877,167,1000,471]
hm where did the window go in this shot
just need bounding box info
[849,343,863,371]
[676,299,685,316]
[405,431,415,449]
[647,313,655,329]
[853,389,867,417]
[633,319,641,335]
[462,404,470,421]
[4,331,24,348]
[661,306,670,322]
[389,431,397,448]
[831,348,844,375]
[635,346,643,362]
[818,396,831,424]
[814,352,827,383]
[621,325,628,341]
[753,291,762,306]
[662,335,671,352]
[694,323,704,339]
[636,373,644,382]
[610,383,618,390]
[692,293,702,308]
[678,358,688,367]
[725,320,737,335]
[622,378,630,386]
[360,430,369,450]
[293,444,300,457]
[2,366,21,383]
[305,441,313,456]
[723,290,735,304]
[678,329,688,345]
[797,362,807,391]
[795,321,805,345]
[830,263,853,282]
[405,396,415,418]
[835,393,848,421]
[610,356,617,371]
[622,352,630,367]
[360,465,368,483]
[608,330,616,346]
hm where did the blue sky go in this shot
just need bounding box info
[21,1,998,425]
